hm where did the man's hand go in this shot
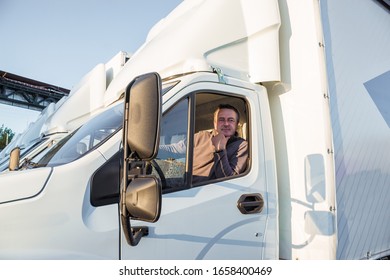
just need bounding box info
[211,133,228,151]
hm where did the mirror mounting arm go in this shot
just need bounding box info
[121,216,149,246]
[121,106,139,246]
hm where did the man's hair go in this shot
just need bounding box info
[214,104,240,122]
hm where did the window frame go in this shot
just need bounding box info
[159,89,250,194]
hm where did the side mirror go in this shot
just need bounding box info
[121,72,162,246]
[126,176,161,222]
[124,72,162,160]
[9,147,21,171]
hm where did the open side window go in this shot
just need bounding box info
[153,91,249,193]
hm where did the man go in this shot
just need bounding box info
[159,104,248,183]
[192,104,248,183]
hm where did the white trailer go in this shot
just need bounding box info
[0,0,389,260]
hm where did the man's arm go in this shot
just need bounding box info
[159,140,187,155]
[213,139,248,178]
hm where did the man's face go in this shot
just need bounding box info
[214,108,238,138]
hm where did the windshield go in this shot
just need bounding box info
[0,139,47,171]
[37,103,123,167]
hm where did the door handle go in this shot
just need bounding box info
[237,193,264,214]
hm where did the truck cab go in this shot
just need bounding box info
[0,71,277,259]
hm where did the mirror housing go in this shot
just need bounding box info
[126,176,161,222]
[121,72,162,246]
[125,72,162,160]
[9,147,21,171]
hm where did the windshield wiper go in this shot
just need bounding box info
[21,158,45,169]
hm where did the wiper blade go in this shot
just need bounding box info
[21,158,41,169]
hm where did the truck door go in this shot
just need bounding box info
[121,81,277,259]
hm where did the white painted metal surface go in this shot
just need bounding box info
[321,0,390,260]
[104,0,281,106]
[267,0,336,260]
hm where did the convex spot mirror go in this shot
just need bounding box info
[126,176,161,222]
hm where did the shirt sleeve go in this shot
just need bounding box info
[213,139,248,178]
[159,139,187,156]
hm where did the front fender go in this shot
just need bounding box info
[0,168,52,204]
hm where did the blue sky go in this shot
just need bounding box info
[0,0,182,133]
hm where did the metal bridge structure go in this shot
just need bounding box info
[0,70,69,111]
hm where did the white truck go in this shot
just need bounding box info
[0,0,389,260]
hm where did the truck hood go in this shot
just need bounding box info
[0,168,52,204]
